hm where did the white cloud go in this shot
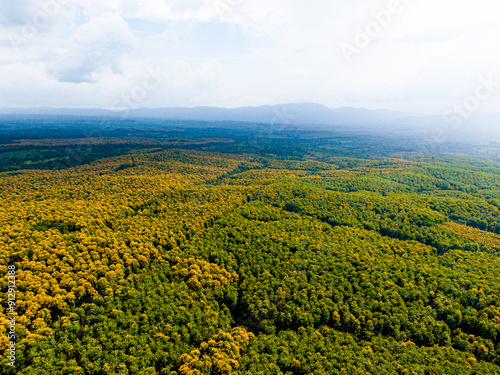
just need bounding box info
[1,0,500,113]
[45,11,137,83]
[144,58,224,107]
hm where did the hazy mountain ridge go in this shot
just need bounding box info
[1,104,499,145]
[0,103,413,126]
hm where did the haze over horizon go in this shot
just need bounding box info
[1,0,499,116]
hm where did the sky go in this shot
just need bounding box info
[0,0,499,114]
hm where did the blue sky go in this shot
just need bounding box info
[0,0,499,114]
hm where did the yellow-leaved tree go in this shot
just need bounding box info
[176,327,254,375]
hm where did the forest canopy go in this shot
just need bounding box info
[1,118,500,374]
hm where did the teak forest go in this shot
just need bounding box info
[1,117,500,374]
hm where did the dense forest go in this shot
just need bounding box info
[1,117,500,374]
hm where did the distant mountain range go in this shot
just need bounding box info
[1,103,499,143]
[0,103,413,126]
